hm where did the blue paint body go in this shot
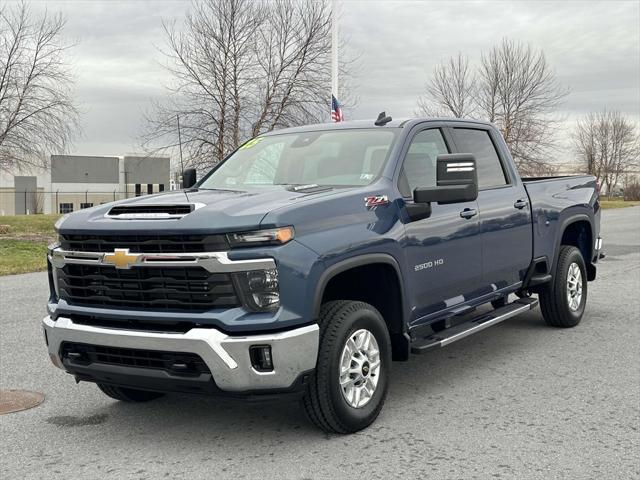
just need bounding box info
[52,119,601,339]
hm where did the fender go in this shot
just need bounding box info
[312,253,407,320]
[312,253,411,361]
[552,213,594,271]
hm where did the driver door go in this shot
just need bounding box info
[399,126,483,328]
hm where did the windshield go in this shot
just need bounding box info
[198,129,398,190]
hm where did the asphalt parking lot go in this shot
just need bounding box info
[1,207,638,480]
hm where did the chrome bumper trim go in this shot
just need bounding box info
[43,316,319,392]
[49,247,275,273]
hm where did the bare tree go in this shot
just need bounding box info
[574,110,639,199]
[417,39,569,175]
[0,2,78,173]
[143,0,347,170]
[623,179,640,201]
[417,53,476,118]
[479,40,569,175]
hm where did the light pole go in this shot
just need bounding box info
[177,114,185,185]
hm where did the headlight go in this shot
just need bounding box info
[233,269,279,311]
[228,227,294,248]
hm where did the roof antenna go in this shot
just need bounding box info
[375,111,392,126]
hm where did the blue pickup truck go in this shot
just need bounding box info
[43,117,602,433]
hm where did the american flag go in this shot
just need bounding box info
[331,94,344,122]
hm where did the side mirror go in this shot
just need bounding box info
[413,154,478,204]
[182,168,197,189]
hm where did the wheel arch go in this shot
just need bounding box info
[313,254,410,361]
[555,214,595,280]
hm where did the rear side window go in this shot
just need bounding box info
[398,129,449,197]
[453,129,508,189]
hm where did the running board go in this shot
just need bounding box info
[411,297,538,353]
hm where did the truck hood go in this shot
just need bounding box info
[57,187,342,234]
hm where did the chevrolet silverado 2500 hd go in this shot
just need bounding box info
[43,117,602,433]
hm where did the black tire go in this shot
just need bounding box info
[97,383,165,402]
[539,245,588,328]
[303,300,392,434]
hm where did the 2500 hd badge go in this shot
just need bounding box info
[414,258,445,271]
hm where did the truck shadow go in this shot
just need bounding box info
[85,309,553,443]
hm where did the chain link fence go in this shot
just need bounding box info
[0,189,171,215]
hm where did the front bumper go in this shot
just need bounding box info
[43,316,319,393]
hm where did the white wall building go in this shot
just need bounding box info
[0,154,171,215]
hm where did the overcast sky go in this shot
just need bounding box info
[29,0,640,160]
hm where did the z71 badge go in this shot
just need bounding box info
[364,195,389,209]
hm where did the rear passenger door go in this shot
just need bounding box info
[398,126,483,327]
[450,126,532,292]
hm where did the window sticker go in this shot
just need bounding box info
[239,137,264,150]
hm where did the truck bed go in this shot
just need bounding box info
[523,174,599,267]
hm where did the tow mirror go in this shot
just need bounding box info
[182,168,197,189]
[413,154,478,204]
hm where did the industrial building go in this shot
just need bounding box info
[0,154,171,215]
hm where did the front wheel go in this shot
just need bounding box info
[303,300,391,434]
[539,245,588,328]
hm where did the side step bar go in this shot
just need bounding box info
[411,297,539,353]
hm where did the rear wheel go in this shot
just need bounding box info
[303,300,391,434]
[539,246,587,328]
[97,384,164,402]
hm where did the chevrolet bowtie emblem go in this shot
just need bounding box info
[103,248,142,269]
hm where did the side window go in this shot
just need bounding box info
[453,129,508,189]
[398,129,449,198]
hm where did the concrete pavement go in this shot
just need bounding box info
[1,207,638,479]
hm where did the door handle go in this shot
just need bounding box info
[514,199,528,209]
[460,208,478,219]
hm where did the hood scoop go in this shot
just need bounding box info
[106,203,203,220]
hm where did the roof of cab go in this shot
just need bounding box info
[261,117,496,136]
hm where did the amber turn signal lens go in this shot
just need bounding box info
[275,226,294,244]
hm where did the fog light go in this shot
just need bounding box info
[250,345,274,372]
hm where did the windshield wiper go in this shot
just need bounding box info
[193,187,246,193]
[274,183,334,193]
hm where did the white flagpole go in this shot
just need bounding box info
[331,0,339,106]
